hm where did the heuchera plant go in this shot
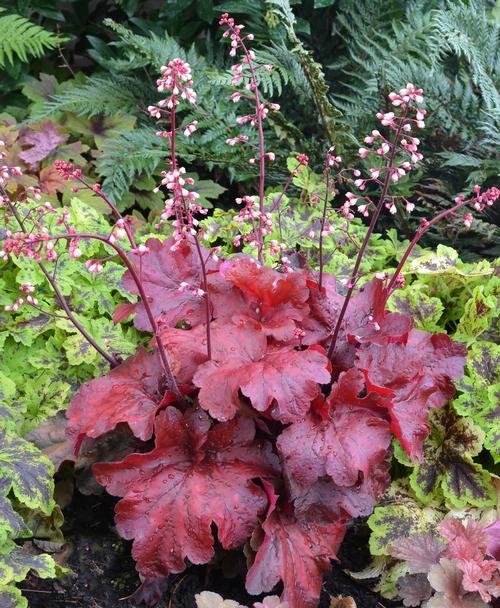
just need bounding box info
[1,14,499,608]
[388,517,500,607]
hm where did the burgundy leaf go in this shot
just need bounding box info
[94,408,279,579]
[113,302,137,324]
[194,338,331,422]
[121,238,218,331]
[291,460,390,519]
[357,330,467,459]
[278,369,391,489]
[246,485,345,608]
[238,345,331,422]
[161,319,265,389]
[223,258,310,341]
[307,277,412,370]
[18,121,67,165]
[66,348,166,451]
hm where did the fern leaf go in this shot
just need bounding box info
[0,9,60,68]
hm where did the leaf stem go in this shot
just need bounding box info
[327,119,405,360]
[3,194,120,368]
[44,231,182,399]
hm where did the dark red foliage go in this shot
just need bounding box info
[94,408,279,578]
[357,330,467,458]
[66,348,168,452]
[246,483,346,608]
[66,238,466,607]
[222,258,310,340]
[122,237,218,331]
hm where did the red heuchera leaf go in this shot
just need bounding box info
[246,484,345,608]
[161,319,265,389]
[18,121,67,165]
[121,238,218,331]
[278,369,391,488]
[345,279,413,345]
[357,330,467,459]
[291,460,390,519]
[66,348,166,452]
[94,408,279,579]
[113,302,137,324]
[306,277,412,371]
[222,258,310,340]
[194,338,331,422]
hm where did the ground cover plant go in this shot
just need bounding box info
[1,10,499,608]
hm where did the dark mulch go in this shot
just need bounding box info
[21,491,399,608]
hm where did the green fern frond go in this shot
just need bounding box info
[32,75,152,119]
[0,9,61,68]
[265,0,345,144]
[95,127,165,201]
[103,19,206,71]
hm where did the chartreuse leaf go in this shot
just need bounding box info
[454,341,500,463]
[0,371,15,407]
[386,285,444,333]
[56,316,137,366]
[72,262,132,316]
[0,584,28,608]
[394,405,495,509]
[0,424,55,515]
[408,245,491,278]
[0,540,58,608]
[368,482,442,557]
[454,276,499,343]
[0,540,57,585]
[0,480,30,545]
[378,562,410,600]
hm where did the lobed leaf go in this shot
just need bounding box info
[94,408,279,579]
[246,485,345,608]
[66,348,166,451]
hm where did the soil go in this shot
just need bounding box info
[22,491,400,608]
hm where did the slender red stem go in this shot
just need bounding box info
[75,176,137,249]
[318,170,331,292]
[234,35,266,265]
[44,232,181,399]
[193,236,212,359]
[166,79,212,360]
[385,198,474,297]
[270,173,294,213]
[327,120,405,360]
[3,195,119,368]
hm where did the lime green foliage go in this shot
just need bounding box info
[0,419,59,606]
[0,10,60,69]
[0,198,141,430]
[455,341,500,464]
[368,482,443,558]
[394,406,495,509]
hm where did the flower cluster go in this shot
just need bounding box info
[148,59,198,141]
[148,58,196,114]
[156,167,207,247]
[340,83,426,219]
